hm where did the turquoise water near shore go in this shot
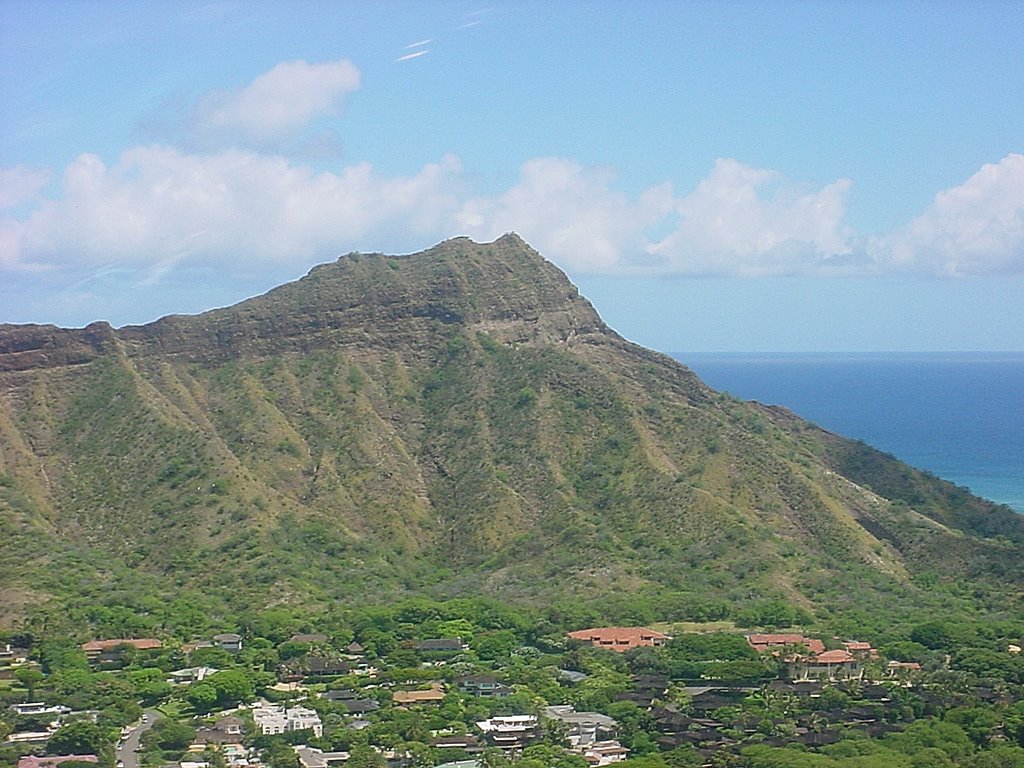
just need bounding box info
[676,352,1024,513]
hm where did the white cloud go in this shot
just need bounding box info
[870,153,1024,276]
[189,58,361,148]
[1,146,462,273]
[457,157,674,271]
[646,159,855,276]
[3,144,1022,283]
[0,166,51,209]
[457,157,854,276]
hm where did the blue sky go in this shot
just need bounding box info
[2,0,1022,352]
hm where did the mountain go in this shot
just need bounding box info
[1,234,1021,630]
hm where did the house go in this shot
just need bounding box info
[687,688,747,714]
[566,627,670,653]
[415,638,467,653]
[308,656,349,676]
[430,734,480,751]
[338,698,381,715]
[745,634,825,656]
[294,746,350,768]
[18,757,98,768]
[791,649,863,682]
[217,716,245,736]
[392,683,445,705]
[322,689,360,702]
[251,702,322,737]
[475,715,538,750]
[885,661,922,681]
[192,725,243,748]
[842,641,878,659]
[558,669,588,684]
[457,675,514,697]
[0,644,29,664]
[169,666,218,684]
[278,656,349,682]
[632,675,669,694]
[289,633,329,645]
[192,738,248,767]
[80,638,162,664]
[213,633,243,652]
[543,706,618,747]
[9,703,71,717]
[580,741,630,766]
[182,640,215,654]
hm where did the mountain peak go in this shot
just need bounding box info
[0,236,610,371]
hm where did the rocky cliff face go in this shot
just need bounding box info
[0,235,609,371]
[0,235,1020,626]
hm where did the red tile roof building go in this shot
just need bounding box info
[746,634,826,655]
[80,638,162,658]
[815,649,855,664]
[567,627,670,652]
[842,641,879,658]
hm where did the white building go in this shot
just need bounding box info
[288,706,323,737]
[475,715,537,750]
[543,706,617,747]
[251,702,322,738]
[169,667,219,685]
[9,703,71,717]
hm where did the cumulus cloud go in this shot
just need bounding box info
[457,157,674,271]
[187,58,361,148]
[456,157,853,276]
[1,146,462,272]
[3,146,1022,282]
[870,153,1024,276]
[0,166,51,209]
[459,154,1022,278]
[648,159,855,276]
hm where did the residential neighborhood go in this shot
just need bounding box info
[2,604,1023,768]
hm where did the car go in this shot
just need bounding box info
[117,761,124,767]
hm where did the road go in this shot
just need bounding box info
[116,710,160,768]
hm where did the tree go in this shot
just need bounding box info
[911,622,952,650]
[14,667,45,700]
[209,669,255,706]
[263,740,300,768]
[189,646,233,668]
[965,745,1024,768]
[148,718,196,752]
[185,682,218,713]
[47,721,110,756]
[277,641,311,661]
[347,745,386,768]
[946,706,1000,747]
[910,747,957,768]
[474,630,518,662]
[478,748,512,768]
[886,718,974,761]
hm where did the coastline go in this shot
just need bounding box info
[676,351,1024,513]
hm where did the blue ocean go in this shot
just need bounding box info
[676,352,1024,513]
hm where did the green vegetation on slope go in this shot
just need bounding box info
[0,235,1021,631]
